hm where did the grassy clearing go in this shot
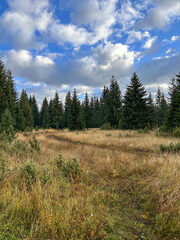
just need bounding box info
[0,129,179,239]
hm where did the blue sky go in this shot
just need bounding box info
[0,0,180,104]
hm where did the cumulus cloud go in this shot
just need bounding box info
[127,30,150,44]
[143,36,157,49]
[136,0,180,30]
[171,36,180,41]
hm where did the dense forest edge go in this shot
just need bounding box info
[0,58,180,136]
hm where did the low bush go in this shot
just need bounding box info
[100,122,113,130]
[172,127,180,137]
[160,142,180,153]
[137,127,149,134]
[20,160,38,186]
[29,134,40,152]
[55,154,83,181]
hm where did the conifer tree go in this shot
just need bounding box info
[30,95,39,127]
[121,72,148,129]
[5,70,17,118]
[48,99,54,128]
[64,91,71,128]
[109,76,122,127]
[83,92,91,129]
[165,73,180,129]
[93,96,101,128]
[19,89,33,130]
[40,97,49,129]
[147,93,155,128]
[52,92,64,129]
[69,89,84,130]
[0,60,7,118]
[100,86,110,125]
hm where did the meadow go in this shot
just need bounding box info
[0,129,179,240]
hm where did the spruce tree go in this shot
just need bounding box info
[83,92,91,129]
[64,91,71,128]
[30,95,39,127]
[165,73,180,129]
[121,72,148,129]
[0,60,7,118]
[147,93,155,128]
[109,76,122,127]
[100,86,110,125]
[19,89,33,130]
[40,98,49,129]
[48,99,54,128]
[93,96,101,128]
[69,89,84,130]
[52,92,64,129]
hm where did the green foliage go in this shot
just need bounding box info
[29,134,40,152]
[100,122,112,130]
[20,159,38,185]
[172,126,180,137]
[121,72,148,130]
[137,127,149,134]
[11,139,30,154]
[55,154,83,181]
[160,142,180,153]
[0,109,16,142]
[0,152,7,180]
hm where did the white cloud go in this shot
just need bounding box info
[127,30,150,44]
[166,48,174,55]
[143,36,157,49]
[136,0,180,30]
[171,36,180,41]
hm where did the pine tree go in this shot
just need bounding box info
[64,91,71,128]
[109,76,122,128]
[0,60,7,118]
[19,90,33,130]
[52,92,64,129]
[100,86,110,125]
[147,93,155,128]
[48,99,54,128]
[30,95,39,127]
[121,72,148,129]
[93,96,101,128]
[5,70,17,118]
[83,92,91,129]
[165,73,180,129]
[69,89,84,130]
[40,98,49,129]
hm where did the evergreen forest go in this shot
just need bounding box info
[0,59,180,133]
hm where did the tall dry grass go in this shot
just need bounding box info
[0,129,179,239]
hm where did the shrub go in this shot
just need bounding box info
[160,142,180,153]
[10,139,30,154]
[55,154,83,181]
[172,127,180,137]
[100,122,112,130]
[20,160,38,185]
[106,133,112,137]
[0,153,7,180]
[29,134,40,152]
[0,109,16,143]
[137,127,149,134]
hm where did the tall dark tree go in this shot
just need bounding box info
[48,99,54,128]
[64,91,71,128]
[93,96,101,128]
[52,92,64,129]
[120,72,148,129]
[40,97,49,129]
[147,93,155,128]
[5,70,17,118]
[83,92,91,129]
[100,86,110,125]
[0,60,8,118]
[69,89,84,130]
[19,89,33,130]
[30,95,39,127]
[109,76,122,127]
[165,73,180,129]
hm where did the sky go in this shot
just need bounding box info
[0,0,180,105]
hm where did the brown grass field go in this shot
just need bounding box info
[0,129,179,239]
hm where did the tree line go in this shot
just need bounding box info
[0,59,179,132]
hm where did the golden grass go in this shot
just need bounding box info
[0,129,179,239]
